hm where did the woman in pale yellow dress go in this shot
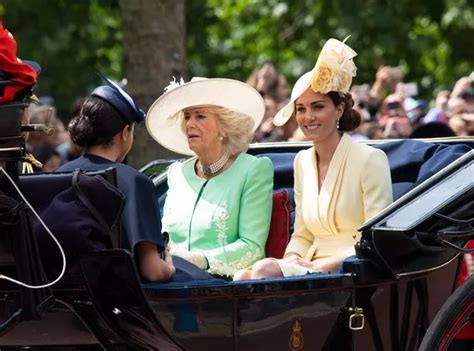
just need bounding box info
[234,38,393,280]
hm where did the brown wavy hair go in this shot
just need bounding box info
[327,92,361,132]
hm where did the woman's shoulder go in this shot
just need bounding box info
[293,146,314,165]
[55,158,82,172]
[349,141,389,169]
[298,146,315,156]
[114,163,154,186]
[237,153,273,172]
[351,140,386,158]
[167,157,195,173]
[166,158,202,187]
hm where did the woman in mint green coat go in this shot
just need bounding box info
[146,78,274,278]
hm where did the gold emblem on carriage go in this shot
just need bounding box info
[289,319,304,351]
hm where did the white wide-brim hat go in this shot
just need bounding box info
[273,38,357,127]
[146,78,265,156]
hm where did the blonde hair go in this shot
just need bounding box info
[180,106,254,156]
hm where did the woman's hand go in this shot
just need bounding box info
[163,250,177,278]
[283,254,314,269]
[310,254,349,273]
[137,242,175,281]
[283,252,346,273]
[282,252,302,262]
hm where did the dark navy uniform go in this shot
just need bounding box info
[56,154,164,254]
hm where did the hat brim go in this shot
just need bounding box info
[273,71,312,127]
[146,78,265,156]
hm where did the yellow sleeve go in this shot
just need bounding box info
[361,148,393,221]
[284,151,315,257]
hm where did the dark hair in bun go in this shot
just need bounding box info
[327,92,361,132]
[68,96,129,148]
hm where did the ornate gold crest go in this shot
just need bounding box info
[289,319,304,351]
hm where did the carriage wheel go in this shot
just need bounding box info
[419,275,474,351]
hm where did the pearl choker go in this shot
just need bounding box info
[199,153,229,176]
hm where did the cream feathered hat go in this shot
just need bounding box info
[146,77,265,156]
[273,37,357,126]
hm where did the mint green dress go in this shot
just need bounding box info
[162,153,273,277]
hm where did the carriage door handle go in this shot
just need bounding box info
[348,307,365,331]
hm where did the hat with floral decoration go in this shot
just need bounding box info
[274,37,357,126]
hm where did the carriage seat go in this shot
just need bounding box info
[17,168,123,280]
[19,168,118,220]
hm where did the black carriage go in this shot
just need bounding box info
[0,102,473,350]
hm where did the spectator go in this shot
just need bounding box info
[369,65,403,107]
[423,90,450,124]
[447,96,470,117]
[360,122,384,140]
[403,97,427,130]
[55,97,87,163]
[27,105,60,171]
[380,94,413,138]
[449,112,474,136]
[246,62,289,102]
[247,63,293,142]
[351,84,376,122]
[450,76,473,100]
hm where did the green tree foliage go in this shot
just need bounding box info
[0,0,121,118]
[1,0,471,118]
[187,0,473,99]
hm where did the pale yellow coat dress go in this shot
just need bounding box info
[277,133,393,276]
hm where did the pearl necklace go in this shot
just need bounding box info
[199,153,229,177]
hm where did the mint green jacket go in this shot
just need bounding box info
[162,153,273,277]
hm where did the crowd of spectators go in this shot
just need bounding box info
[26,97,83,172]
[27,65,472,172]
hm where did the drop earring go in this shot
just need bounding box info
[336,118,340,130]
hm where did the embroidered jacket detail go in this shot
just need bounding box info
[207,247,262,277]
[214,205,229,246]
